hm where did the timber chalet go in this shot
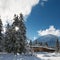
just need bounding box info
[30,45,55,52]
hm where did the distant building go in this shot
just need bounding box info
[30,44,55,52]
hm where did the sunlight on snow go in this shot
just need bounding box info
[15,26,19,31]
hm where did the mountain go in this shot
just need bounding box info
[33,34,59,47]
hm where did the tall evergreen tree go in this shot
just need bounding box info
[0,18,3,51]
[0,19,2,34]
[29,40,32,46]
[5,23,13,53]
[45,42,48,47]
[35,40,38,44]
[40,42,42,46]
[12,13,26,54]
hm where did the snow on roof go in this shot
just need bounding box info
[31,45,55,50]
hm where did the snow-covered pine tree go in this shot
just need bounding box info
[39,42,42,46]
[35,40,38,44]
[18,14,26,54]
[45,42,48,47]
[11,15,20,54]
[12,13,26,54]
[5,23,13,53]
[29,40,32,46]
[0,18,3,52]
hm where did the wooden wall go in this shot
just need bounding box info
[31,47,55,52]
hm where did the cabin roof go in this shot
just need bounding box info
[31,45,56,50]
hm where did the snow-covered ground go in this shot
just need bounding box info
[0,52,60,60]
[36,52,60,60]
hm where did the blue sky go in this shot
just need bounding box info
[25,0,60,40]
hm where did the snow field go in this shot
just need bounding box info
[0,52,60,60]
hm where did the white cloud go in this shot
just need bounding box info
[38,26,60,36]
[0,0,39,25]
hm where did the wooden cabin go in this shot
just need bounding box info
[30,45,55,52]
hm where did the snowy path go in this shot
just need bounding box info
[0,52,60,60]
[0,53,41,60]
